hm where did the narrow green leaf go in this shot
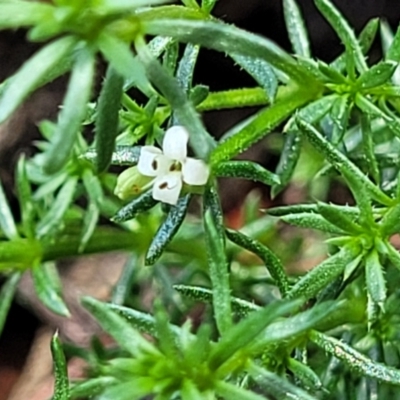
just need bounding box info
[181,0,200,9]
[136,38,216,160]
[381,20,394,56]
[16,155,35,239]
[202,0,218,13]
[386,24,400,63]
[365,250,387,307]
[95,67,124,173]
[248,362,318,400]
[281,212,345,234]
[271,130,302,197]
[315,296,364,329]
[111,146,143,165]
[70,377,119,399]
[189,84,209,106]
[358,153,400,169]
[162,39,179,75]
[295,57,327,81]
[203,184,232,335]
[384,242,400,272]
[367,290,380,326]
[331,18,379,72]
[101,0,167,13]
[317,202,362,234]
[296,116,392,206]
[214,161,280,186]
[154,302,180,360]
[99,380,156,400]
[355,93,392,122]
[361,114,380,184]
[318,61,347,83]
[138,5,206,22]
[287,358,323,391]
[208,299,301,370]
[82,145,142,166]
[310,330,400,384]
[143,18,322,85]
[283,0,311,57]
[340,160,375,227]
[272,94,335,196]
[82,169,104,208]
[0,179,18,239]
[0,1,53,30]
[226,229,290,296]
[330,94,350,145]
[0,272,21,338]
[197,87,268,111]
[267,203,318,216]
[356,61,397,90]
[189,85,210,107]
[184,324,213,368]
[36,178,78,238]
[254,301,336,348]
[147,35,174,59]
[51,332,70,400]
[98,33,153,97]
[43,48,95,173]
[292,94,336,128]
[231,53,278,101]
[111,255,138,305]
[215,381,267,400]
[112,190,158,222]
[145,194,191,265]
[33,172,68,200]
[106,303,182,337]
[181,379,204,400]
[78,202,100,253]
[380,104,400,138]
[211,85,313,165]
[0,36,76,124]
[176,43,200,92]
[314,0,367,73]
[173,284,260,317]
[270,203,361,218]
[288,246,357,300]
[81,296,158,357]
[32,262,70,317]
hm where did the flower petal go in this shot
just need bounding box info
[162,126,189,161]
[138,146,166,177]
[182,158,210,186]
[152,172,183,205]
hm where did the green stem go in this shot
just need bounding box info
[42,228,137,261]
[142,18,321,86]
[135,36,216,160]
[0,228,137,272]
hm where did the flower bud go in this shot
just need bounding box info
[114,166,152,200]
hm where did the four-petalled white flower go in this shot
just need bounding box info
[117,126,210,205]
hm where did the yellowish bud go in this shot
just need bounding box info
[114,166,152,200]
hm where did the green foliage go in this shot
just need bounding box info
[51,332,70,400]
[1,0,400,398]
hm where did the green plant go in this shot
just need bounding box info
[2,0,400,398]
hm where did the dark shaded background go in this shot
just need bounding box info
[0,1,399,398]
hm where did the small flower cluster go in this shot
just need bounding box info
[115,126,210,205]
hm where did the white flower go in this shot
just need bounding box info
[118,126,209,205]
